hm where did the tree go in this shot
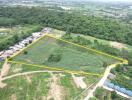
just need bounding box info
[24,51,28,55]
[103,62,108,68]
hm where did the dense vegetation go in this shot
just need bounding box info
[0,25,42,51]
[111,65,132,90]
[90,87,125,100]
[0,6,132,51]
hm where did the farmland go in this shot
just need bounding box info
[10,35,121,75]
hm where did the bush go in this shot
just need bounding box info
[24,51,28,55]
[48,52,62,63]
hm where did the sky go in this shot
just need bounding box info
[91,0,132,2]
[71,0,132,3]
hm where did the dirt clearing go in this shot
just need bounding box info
[110,42,127,49]
[72,74,87,89]
[25,75,32,84]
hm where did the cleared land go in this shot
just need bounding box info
[0,62,100,100]
[10,35,121,75]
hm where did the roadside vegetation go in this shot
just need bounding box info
[111,65,132,90]
[90,87,125,100]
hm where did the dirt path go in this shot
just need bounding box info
[47,73,63,100]
[2,71,61,81]
[0,61,10,88]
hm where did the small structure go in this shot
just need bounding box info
[32,32,41,38]
[14,45,23,49]
[0,52,4,56]
[4,50,14,55]
[41,27,52,33]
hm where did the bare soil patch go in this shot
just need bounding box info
[72,74,87,89]
[47,73,64,100]
[110,42,127,49]
[10,94,17,100]
[0,61,10,88]
[25,75,32,84]
[1,62,10,77]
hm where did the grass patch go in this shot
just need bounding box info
[59,74,83,100]
[11,35,120,75]
[0,73,50,100]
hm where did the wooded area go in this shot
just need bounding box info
[0,7,132,51]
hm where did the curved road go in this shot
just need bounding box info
[84,61,128,100]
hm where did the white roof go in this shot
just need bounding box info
[12,47,19,51]
[19,43,25,46]
[5,50,14,54]
[15,45,23,49]
[0,51,4,55]
[0,54,8,58]
[32,32,41,37]
[21,40,29,44]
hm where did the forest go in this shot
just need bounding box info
[0,7,132,51]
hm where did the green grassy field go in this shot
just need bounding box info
[0,62,100,100]
[0,73,50,100]
[11,35,120,74]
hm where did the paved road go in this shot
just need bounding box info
[84,61,128,100]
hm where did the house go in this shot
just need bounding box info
[19,43,25,47]
[0,54,8,59]
[0,51,4,56]
[41,27,51,33]
[21,40,29,45]
[14,45,23,49]
[5,50,14,55]
[26,37,32,41]
[32,32,41,38]
[108,73,115,79]
[11,47,20,51]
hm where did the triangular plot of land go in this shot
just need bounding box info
[10,35,122,75]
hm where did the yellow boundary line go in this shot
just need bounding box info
[46,34,127,62]
[7,33,128,76]
[9,34,47,59]
[8,60,102,76]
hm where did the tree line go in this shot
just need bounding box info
[0,6,132,47]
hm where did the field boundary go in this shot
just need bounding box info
[8,60,102,76]
[46,34,127,62]
[7,34,128,76]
